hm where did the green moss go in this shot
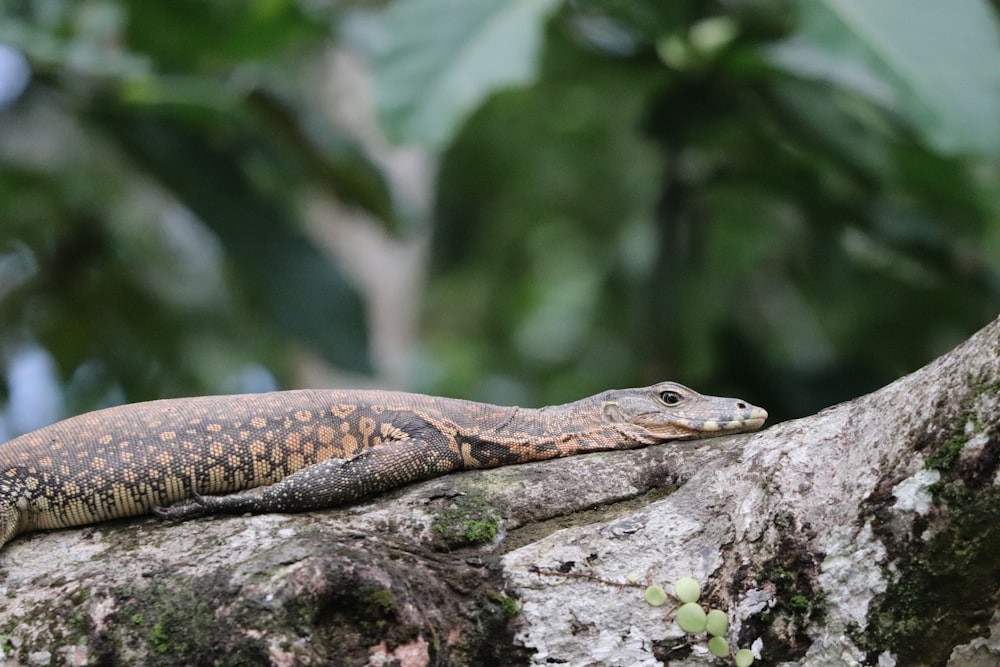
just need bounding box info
[69,588,92,605]
[431,495,502,549]
[788,595,810,614]
[364,589,397,615]
[67,611,88,636]
[500,597,519,618]
[151,621,170,653]
[744,516,826,662]
[859,485,1000,665]
[296,604,313,625]
[762,572,825,625]
[860,393,999,664]
[483,589,520,619]
[115,573,269,665]
[463,519,498,544]
[319,584,402,640]
[0,592,93,660]
[644,486,670,501]
[925,433,967,471]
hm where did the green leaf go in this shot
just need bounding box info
[674,577,701,604]
[121,0,325,68]
[675,602,707,634]
[119,81,400,232]
[735,648,755,667]
[244,90,401,233]
[707,635,729,658]
[375,0,562,149]
[706,608,728,636]
[769,0,1000,157]
[643,585,668,606]
[98,111,372,375]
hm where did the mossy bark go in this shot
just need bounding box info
[0,316,998,666]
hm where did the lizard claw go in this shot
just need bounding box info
[153,491,212,521]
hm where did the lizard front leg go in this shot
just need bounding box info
[155,438,461,520]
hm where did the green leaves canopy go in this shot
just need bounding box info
[1,0,998,427]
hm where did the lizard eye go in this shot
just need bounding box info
[660,390,682,405]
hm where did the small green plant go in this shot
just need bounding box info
[530,564,756,664]
[640,576,754,665]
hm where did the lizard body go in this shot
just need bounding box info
[0,382,766,549]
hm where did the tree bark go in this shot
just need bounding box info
[1,315,997,666]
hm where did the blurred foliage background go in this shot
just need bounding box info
[1,0,999,438]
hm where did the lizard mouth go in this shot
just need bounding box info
[688,411,769,432]
[638,407,768,437]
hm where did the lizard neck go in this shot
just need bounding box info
[457,396,634,469]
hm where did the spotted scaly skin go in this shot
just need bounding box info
[0,382,767,550]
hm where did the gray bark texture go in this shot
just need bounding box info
[0,315,998,667]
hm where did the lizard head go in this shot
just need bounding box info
[601,381,768,443]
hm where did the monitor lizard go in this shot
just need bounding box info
[0,381,767,550]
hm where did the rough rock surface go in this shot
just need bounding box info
[0,316,998,666]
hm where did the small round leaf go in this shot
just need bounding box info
[644,585,668,607]
[674,576,701,603]
[675,602,707,633]
[707,635,729,657]
[735,648,754,667]
[706,608,728,636]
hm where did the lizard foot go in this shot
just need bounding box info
[153,492,212,521]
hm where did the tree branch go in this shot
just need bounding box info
[1,316,997,666]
